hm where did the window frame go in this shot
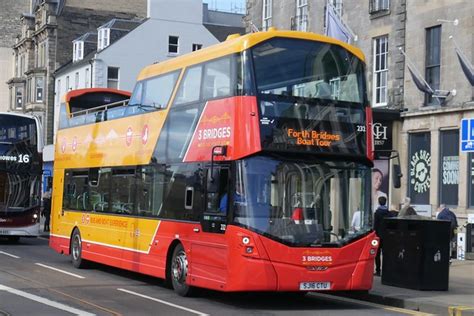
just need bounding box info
[425,25,441,106]
[35,76,44,103]
[168,35,179,54]
[107,67,119,89]
[192,43,203,51]
[73,41,84,62]
[262,0,273,31]
[98,28,110,51]
[295,0,308,32]
[369,0,390,14]
[372,35,389,107]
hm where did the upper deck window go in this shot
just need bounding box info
[252,38,365,104]
[129,70,180,110]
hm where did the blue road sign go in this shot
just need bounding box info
[461,118,474,152]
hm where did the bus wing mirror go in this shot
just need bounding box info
[392,164,402,189]
[207,168,220,193]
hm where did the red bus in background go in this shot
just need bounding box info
[50,29,379,296]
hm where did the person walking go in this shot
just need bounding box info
[41,191,52,232]
[373,196,392,276]
[437,204,458,260]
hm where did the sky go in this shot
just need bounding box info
[203,0,245,13]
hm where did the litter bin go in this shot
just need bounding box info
[381,217,450,290]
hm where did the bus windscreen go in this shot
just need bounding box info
[252,38,368,158]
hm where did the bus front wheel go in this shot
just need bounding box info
[71,229,87,269]
[170,243,194,296]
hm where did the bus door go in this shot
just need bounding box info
[190,164,229,287]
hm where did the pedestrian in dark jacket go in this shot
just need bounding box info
[41,191,51,232]
[437,204,458,259]
[373,196,392,276]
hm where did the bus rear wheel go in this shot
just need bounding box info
[71,229,87,269]
[170,243,194,296]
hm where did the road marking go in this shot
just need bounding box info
[117,288,209,316]
[0,284,95,316]
[0,251,20,259]
[310,292,434,316]
[35,263,85,279]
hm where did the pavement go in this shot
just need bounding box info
[333,259,474,315]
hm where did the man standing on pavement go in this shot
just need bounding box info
[437,204,458,259]
[373,196,392,276]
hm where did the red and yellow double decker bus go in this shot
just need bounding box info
[51,29,378,296]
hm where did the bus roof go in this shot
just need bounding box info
[63,88,131,103]
[137,28,365,81]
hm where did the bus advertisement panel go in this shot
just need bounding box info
[50,30,378,296]
[0,112,43,241]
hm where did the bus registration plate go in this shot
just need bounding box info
[299,282,331,291]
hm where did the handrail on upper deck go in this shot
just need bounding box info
[70,99,130,118]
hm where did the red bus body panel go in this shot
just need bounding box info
[50,222,377,292]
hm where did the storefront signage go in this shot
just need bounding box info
[408,132,431,204]
[439,130,459,206]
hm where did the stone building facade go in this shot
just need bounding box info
[244,0,473,221]
[0,0,30,112]
[6,0,146,144]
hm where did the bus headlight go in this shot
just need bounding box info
[33,214,38,219]
[371,239,378,247]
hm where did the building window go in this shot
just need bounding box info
[332,0,343,16]
[15,87,23,109]
[439,130,459,207]
[262,0,272,31]
[107,67,119,89]
[98,28,110,51]
[168,36,179,54]
[369,0,390,14]
[75,72,79,89]
[85,68,90,88]
[295,0,308,31]
[373,35,388,106]
[73,41,84,62]
[192,44,202,51]
[425,25,441,106]
[19,55,25,76]
[35,77,44,102]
